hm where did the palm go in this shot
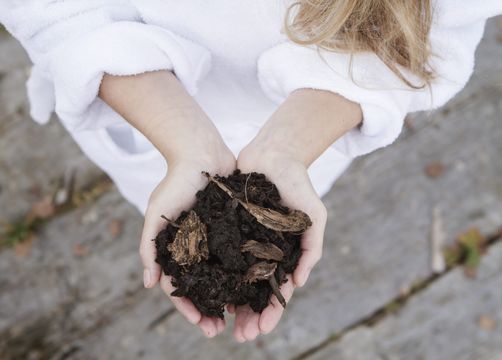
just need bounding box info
[232,154,327,341]
[140,157,236,338]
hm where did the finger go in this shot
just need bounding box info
[294,205,327,287]
[198,315,225,338]
[216,317,226,334]
[259,275,295,334]
[294,235,322,287]
[139,208,163,288]
[198,316,219,338]
[140,171,200,289]
[242,310,261,341]
[266,171,326,288]
[233,305,250,342]
[234,304,260,342]
[160,274,201,325]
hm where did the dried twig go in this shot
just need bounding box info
[243,262,286,309]
[54,167,77,206]
[161,214,180,228]
[269,275,287,308]
[244,173,251,203]
[430,206,446,273]
[203,172,312,233]
[244,262,277,283]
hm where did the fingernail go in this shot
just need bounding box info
[143,268,151,288]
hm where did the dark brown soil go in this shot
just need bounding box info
[154,170,311,319]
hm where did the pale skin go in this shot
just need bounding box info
[99,70,362,341]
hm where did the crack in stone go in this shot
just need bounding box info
[0,175,113,250]
[293,230,502,360]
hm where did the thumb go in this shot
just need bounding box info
[139,203,164,288]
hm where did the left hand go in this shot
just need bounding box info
[229,144,328,342]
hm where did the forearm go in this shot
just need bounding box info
[99,70,226,164]
[246,88,362,166]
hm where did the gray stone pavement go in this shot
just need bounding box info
[309,242,502,360]
[0,17,501,360]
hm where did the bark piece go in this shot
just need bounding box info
[241,240,284,261]
[244,261,287,308]
[167,210,209,266]
[204,172,312,233]
[244,261,277,284]
[244,203,312,233]
[155,171,303,317]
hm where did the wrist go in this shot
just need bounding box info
[167,133,235,173]
[240,88,362,169]
[142,106,231,166]
[238,140,305,175]
[239,129,310,169]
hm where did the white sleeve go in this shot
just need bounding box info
[256,0,502,158]
[0,0,212,130]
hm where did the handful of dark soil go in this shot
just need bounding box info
[154,170,312,319]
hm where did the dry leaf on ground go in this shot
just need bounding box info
[478,315,496,331]
[73,243,89,257]
[424,162,445,179]
[30,197,55,219]
[108,219,124,238]
[13,234,35,257]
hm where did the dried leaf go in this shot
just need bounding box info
[244,262,277,283]
[28,184,42,198]
[464,267,477,279]
[424,162,445,179]
[13,234,35,258]
[241,240,284,261]
[167,210,209,266]
[30,197,55,219]
[107,219,124,238]
[73,243,89,257]
[244,262,287,308]
[478,315,496,331]
[244,203,312,233]
[204,172,312,233]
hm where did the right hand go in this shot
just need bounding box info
[99,70,238,337]
[140,143,236,338]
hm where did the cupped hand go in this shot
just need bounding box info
[140,148,236,338]
[230,146,328,342]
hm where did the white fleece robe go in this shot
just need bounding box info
[1,0,501,214]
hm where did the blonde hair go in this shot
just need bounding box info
[284,0,434,88]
